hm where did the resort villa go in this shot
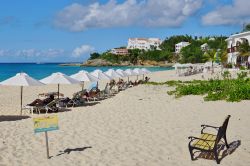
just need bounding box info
[175,42,190,53]
[200,43,209,51]
[226,31,250,65]
[110,48,129,55]
[127,38,162,50]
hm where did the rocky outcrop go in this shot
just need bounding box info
[60,59,173,67]
[81,59,131,66]
[82,59,112,66]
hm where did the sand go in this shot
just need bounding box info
[0,69,250,166]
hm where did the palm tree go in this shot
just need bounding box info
[238,40,250,65]
[204,49,217,73]
[128,49,140,65]
[243,24,250,32]
[218,49,228,66]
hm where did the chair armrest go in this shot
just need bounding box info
[201,124,219,134]
[188,136,207,141]
[201,124,219,128]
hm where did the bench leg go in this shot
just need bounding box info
[189,146,194,160]
[214,150,220,164]
[224,135,229,149]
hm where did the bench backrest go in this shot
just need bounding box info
[215,115,231,145]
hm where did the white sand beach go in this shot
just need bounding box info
[0,70,250,166]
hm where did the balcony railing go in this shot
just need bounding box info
[227,46,239,53]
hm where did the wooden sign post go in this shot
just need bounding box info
[33,115,59,159]
[45,131,49,159]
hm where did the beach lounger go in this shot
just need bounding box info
[24,99,60,114]
[117,82,127,91]
[86,89,101,101]
[110,84,119,94]
[188,115,231,164]
[100,84,112,98]
[121,82,130,89]
[66,92,86,107]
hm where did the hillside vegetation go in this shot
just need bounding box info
[88,35,228,65]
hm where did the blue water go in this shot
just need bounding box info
[0,63,173,81]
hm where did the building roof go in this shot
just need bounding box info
[113,48,128,51]
[128,38,161,42]
[225,31,250,41]
[201,43,208,47]
[175,42,190,45]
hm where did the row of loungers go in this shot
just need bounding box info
[23,79,150,114]
[178,67,203,77]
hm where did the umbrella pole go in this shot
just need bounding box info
[20,86,23,115]
[82,82,84,91]
[136,75,138,80]
[143,74,144,80]
[128,77,129,82]
[57,84,60,99]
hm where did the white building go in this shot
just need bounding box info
[209,37,215,41]
[226,31,250,64]
[175,42,190,53]
[201,43,209,51]
[110,48,129,55]
[127,38,162,50]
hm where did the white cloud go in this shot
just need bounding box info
[54,0,203,31]
[0,48,66,58]
[72,45,95,57]
[15,49,65,58]
[16,49,41,57]
[0,49,10,56]
[44,49,65,57]
[202,0,250,25]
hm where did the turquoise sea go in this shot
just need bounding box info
[0,63,173,81]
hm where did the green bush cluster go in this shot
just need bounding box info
[100,52,129,64]
[148,72,250,102]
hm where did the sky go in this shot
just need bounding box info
[0,0,249,63]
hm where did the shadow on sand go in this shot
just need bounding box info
[194,140,241,163]
[84,101,100,107]
[0,115,30,122]
[56,146,92,156]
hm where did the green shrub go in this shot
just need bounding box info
[149,76,250,102]
[226,63,233,68]
[221,71,231,79]
[237,71,248,79]
[240,66,246,70]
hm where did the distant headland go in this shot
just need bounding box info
[62,26,250,69]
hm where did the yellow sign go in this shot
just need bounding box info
[33,115,59,133]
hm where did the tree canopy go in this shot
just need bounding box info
[243,23,250,32]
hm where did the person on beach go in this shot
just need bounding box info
[28,95,54,106]
[145,76,150,82]
[117,79,124,85]
[109,79,116,87]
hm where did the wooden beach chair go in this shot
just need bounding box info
[66,91,86,107]
[100,84,112,99]
[87,88,101,101]
[188,115,231,164]
[23,99,60,114]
